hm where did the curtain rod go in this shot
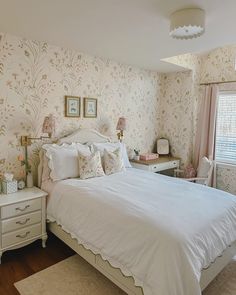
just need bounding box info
[200,80,236,86]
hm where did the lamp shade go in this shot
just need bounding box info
[42,114,55,136]
[116,117,126,131]
[170,8,205,40]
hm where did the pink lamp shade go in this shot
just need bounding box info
[116,117,127,131]
[42,114,55,137]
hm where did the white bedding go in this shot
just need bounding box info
[47,168,236,295]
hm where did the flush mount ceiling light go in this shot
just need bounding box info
[170,8,205,40]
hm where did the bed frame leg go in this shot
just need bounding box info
[42,234,48,248]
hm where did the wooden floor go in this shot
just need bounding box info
[0,233,75,295]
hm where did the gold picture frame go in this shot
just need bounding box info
[83,97,97,118]
[65,96,81,118]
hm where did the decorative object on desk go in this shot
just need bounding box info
[157,138,170,155]
[83,97,97,118]
[65,96,81,117]
[133,149,140,161]
[116,117,126,142]
[2,173,18,194]
[17,179,26,190]
[140,153,159,161]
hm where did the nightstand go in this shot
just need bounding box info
[0,187,48,263]
[130,156,180,174]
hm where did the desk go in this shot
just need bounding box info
[130,156,180,174]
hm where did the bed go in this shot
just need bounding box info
[38,128,236,295]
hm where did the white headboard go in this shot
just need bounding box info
[38,128,110,187]
[57,128,111,144]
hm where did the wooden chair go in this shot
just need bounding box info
[174,157,214,187]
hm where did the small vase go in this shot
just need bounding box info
[26,172,33,188]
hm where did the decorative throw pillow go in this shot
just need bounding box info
[92,142,131,168]
[103,148,125,175]
[78,151,105,180]
[184,164,197,179]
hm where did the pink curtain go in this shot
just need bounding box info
[193,84,219,185]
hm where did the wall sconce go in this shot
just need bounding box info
[21,114,55,146]
[116,117,126,142]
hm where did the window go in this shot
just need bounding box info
[215,91,236,164]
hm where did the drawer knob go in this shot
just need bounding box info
[15,205,30,212]
[16,231,30,239]
[16,218,30,225]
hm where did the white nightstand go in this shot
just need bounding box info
[0,187,48,263]
[130,156,180,174]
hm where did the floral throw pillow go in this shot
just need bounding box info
[78,151,105,180]
[104,148,125,175]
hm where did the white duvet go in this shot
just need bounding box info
[47,169,236,295]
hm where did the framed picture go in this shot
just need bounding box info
[83,97,97,118]
[65,96,81,117]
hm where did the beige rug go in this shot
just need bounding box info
[15,255,236,295]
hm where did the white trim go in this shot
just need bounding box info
[216,161,236,169]
[49,221,236,294]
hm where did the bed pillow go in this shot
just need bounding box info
[92,142,131,168]
[104,148,125,175]
[78,151,105,180]
[42,143,91,181]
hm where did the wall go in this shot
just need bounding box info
[0,33,161,180]
[159,70,195,166]
[162,46,236,195]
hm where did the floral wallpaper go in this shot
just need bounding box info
[162,46,236,195]
[159,70,195,166]
[1,31,235,196]
[0,32,161,182]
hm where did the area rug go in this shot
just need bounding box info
[14,255,236,295]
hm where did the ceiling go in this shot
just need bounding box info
[0,0,236,72]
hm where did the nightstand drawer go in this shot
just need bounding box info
[1,198,41,219]
[151,160,179,172]
[2,223,41,249]
[2,211,41,234]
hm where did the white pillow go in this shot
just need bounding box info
[104,148,125,175]
[43,143,91,181]
[92,142,131,168]
[78,151,105,180]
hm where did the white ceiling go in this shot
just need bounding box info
[1,0,236,72]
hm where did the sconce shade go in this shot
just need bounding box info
[116,117,126,131]
[42,114,55,136]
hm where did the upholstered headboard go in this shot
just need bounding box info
[57,128,111,144]
[38,128,111,187]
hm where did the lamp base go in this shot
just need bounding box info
[117,130,124,142]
